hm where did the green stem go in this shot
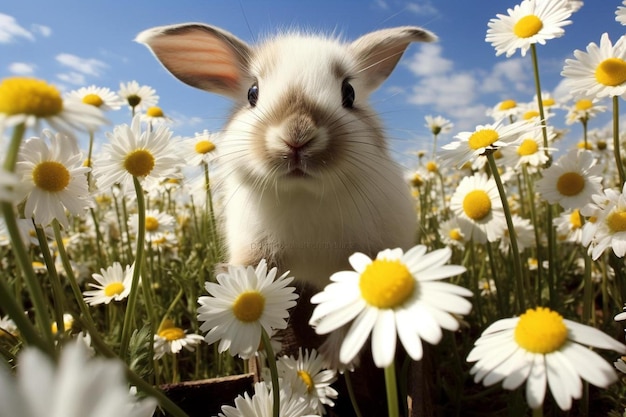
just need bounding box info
[530,44,550,159]
[261,327,280,417]
[119,177,147,359]
[384,360,400,417]
[612,96,625,186]
[343,371,364,417]
[486,152,526,312]
[531,406,543,417]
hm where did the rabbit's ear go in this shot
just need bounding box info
[136,23,252,100]
[350,26,436,92]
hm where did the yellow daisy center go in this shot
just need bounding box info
[124,149,155,177]
[297,370,315,393]
[359,259,415,309]
[146,106,164,117]
[556,172,585,196]
[104,282,125,297]
[232,291,266,322]
[410,174,424,188]
[462,190,492,221]
[468,129,499,150]
[158,326,185,341]
[607,209,626,233]
[449,228,463,241]
[570,209,582,229]
[542,98,555,107]
[426,161,438,172]
[498,99,517,110]
[523,110,539,120]
[597,140,607,150]
[0,77,63,117]
[517,139,538,156]
[577,141,593,150]
[126,94,141,108]
[595,58,626,87]
[145,216,160,232]
[513,15,544,38]
[82,93,104,108]
[32,161,70,192]
[195,140,216,154]
[575,99,593,111]
[514,307,568,354]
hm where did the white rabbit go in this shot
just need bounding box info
[136,24,433,291]
[137,23,436,417]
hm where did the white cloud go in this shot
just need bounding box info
[405,1,439,16]
[480,58,530,94]
[406,43,453,76]
[56,72,87,86]
[8,62,36,75]
[409,72,477,109]
[31,24,52,37]
[55,53,107,76]
[0,13,34,43]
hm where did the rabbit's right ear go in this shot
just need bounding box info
[136,23,251,100]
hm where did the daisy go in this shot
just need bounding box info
[276,348,338,415]
[536,149,603,210]
[487,99,522,122]
[478,279,497,297]
[0,341,156,417]
[499,126,554,170]
[581,183,626,260]
[216,381,317,417]
[127,209,176,243]
[467,307,626,411]
[15,130,91,228]
[0,315,18,338]
[616,1,626,26]
[0,76,107,135]
[438,217,467,250]
[82,262,134,306]
[118,80,159,113]
[309,245,471,368]
[564,97,607,125]
[153,319,204,360]
[179,129,219,166]
[554,209,584,243]
[140,105,171,125]
[51,313,74,335]
[424,115,453,136]
[440,119,533,168]
[486,0,573,58]
[561,33,626,99]
[197,259,298,359]
[499,214,534,254]
[93,114,183,195]
[66,85,124,112]
[449,173,507,244]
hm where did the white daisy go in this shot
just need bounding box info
[127,209,176,243]
[276,348,338,415]
[140,105,172,125]
[617,1,626,25]
[467,307,626,411]
[309,245,471,368]
[424,115,453,136]
[51,313,74,335]
[118,80,159,112]
[554,209,584,243]
[562,33,626,99]
[93,114,183,195]
[153,319,204,360]
[197,259,298,359]
[536,149,603,210]
[564,97,607,125]
[566,0,583,13]
[66,85,124,112]
[179,129,219,166]
[499,127,554,170]
[82,262,134,306]
[486,0,573,58]
[450,173,507,244]
[0,341,156,417]
[0,315,18,338]
[440,119,533,168]
[487,99,522,122]
[499,214,534,254]
[15,130,91,228]
[0,76,107,135]
[438,217,467,250]
[216,381,317,417]
[581,183,626,260]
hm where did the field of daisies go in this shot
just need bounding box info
[4,1,626,416]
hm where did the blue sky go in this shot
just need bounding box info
[1,1,624,164]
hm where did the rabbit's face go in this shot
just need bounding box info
[221,34,385,190]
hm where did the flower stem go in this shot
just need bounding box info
[343,371,364,417]
[530,44,550,158]
[384,360,400,417]
[119,177,147,359]
[612,96,625,186]
[261,327,280,417]
[486,152,526,312]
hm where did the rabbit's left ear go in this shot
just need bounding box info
[350,26,436,92]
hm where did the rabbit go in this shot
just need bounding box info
[137,23,435,416]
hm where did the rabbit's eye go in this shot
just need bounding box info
[341,79,355,109]
[248,83,259,107]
